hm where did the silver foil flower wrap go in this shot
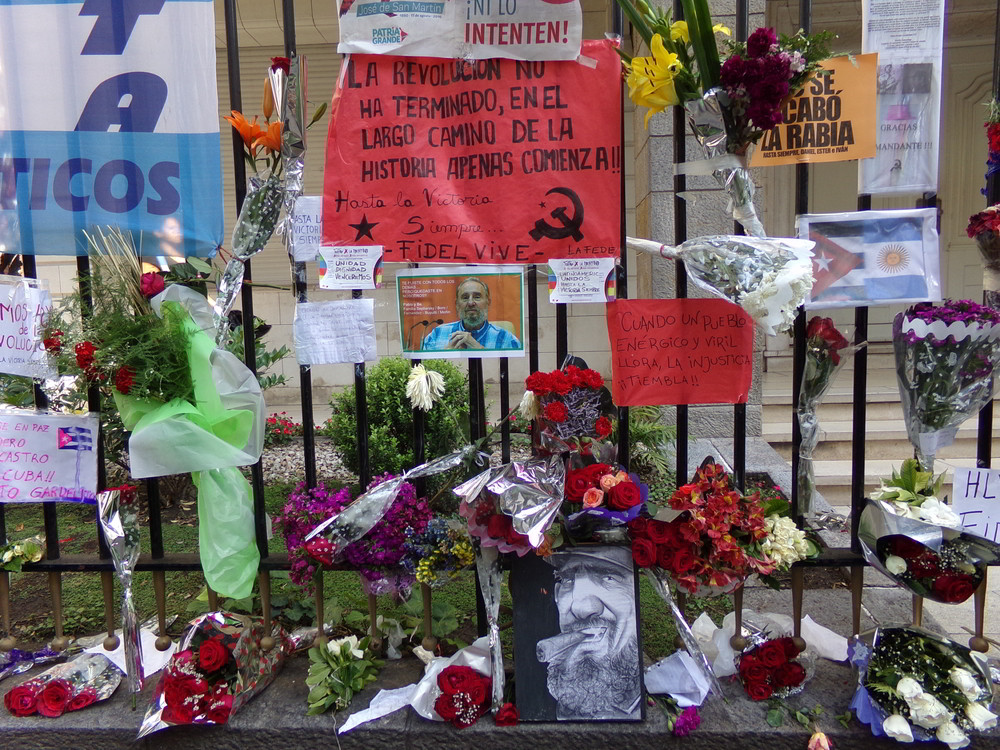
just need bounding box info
[474,545,505,710]
[644,567,722,699]
[304,447,487,550]
[277,54,307,243]
[137,611,293,738]
[892,312,1000,472]
[858,498,1000,604]
[0,647,63,684]
[97,487,142,694]
[627,235,815,335]
[455,455,566,548]
[683,88,765,238]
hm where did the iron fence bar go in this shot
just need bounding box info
[852,193,872,552]
[556,304,568,367]
[731,0,748,493]
[500,358,511,463]
[980,32,999,466]
[614,2,630,468]
[528,265,539,374]
[673,0,689,484]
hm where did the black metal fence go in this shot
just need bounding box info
[1,0,998,655]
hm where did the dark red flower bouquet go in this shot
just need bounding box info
[738,637,807,701]
[562,456,648,541]
[878,535,982,604]
[4,653,121,718]
[138,612,293,738]
[983,97,999,197]
[967,205,1000,273]
[628,462,775,594]
[433,665,492,729]
[522,365,614,454]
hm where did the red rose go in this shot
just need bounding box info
[67,687,97,712]
[565,470,593,503]
[778,637,801,660]
[608,480,642,510]
[164,674,209,710]
[773,661,806,688]
[37,679,72,717]
[203,689,233,723]
[270,56,291,73]
[594,416,613,437]
[745,679,774,701]
[580,463,613,486]
[494,702,519,726]
[628,517,650,538]
[888,535,926,559]
[434,692,460,721]
[806,317,849,363]
[199,638,229,672]
[139,272,165,298]
[932,573,978,603]
[543,401,568,423]
[504,523,528,546]
[4,682,39,717]
[646,520,674,544]
[486,513,512,540]
[755,641,788,669]
[162,701,196,724]
[437,666,490,704]
[739,655,771,684]
[631,537,657,568]
[670,547,696,574]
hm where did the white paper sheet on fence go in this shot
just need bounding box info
[290,196,324,262]
[547,258,616,303]
[337,0,582,60]
[858,0,945,196]
[0,409,98,503]
[0,0,222,256]
[797,207,940,308]
[318,245,383,290]
[293,299,377,365]
[952,467,1000,544]
[0,275,54,379]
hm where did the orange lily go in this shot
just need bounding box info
[224,110,264,156]
[252,121,282,155]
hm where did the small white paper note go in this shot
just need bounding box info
[318,245,383,290]
[290,196,323,262]
[548,258,616,304]
[293,300,376,365]
[85,627,177,679]
[954,467,1000,543]
[338,684,417,734]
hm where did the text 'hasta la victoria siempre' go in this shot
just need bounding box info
[322,39,623,264]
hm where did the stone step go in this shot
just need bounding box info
[762,399,908,424]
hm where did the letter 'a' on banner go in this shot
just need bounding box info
[322,39,623,264]
[0,0,223,257]
[606,299,753,407]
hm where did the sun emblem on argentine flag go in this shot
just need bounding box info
[877,244,909,274]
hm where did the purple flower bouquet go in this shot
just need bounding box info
[892,300,1000,470]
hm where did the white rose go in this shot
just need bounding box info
[883,714,914,742]
[885,555,908,575]
[964,702,998,731]
[949,668,983,702]
[916,498,961,529]
[936,722,970,749]
[895,676,923,700]
[907,692,952,729]
[1,550,13,564]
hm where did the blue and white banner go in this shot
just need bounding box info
[797,207,941,309]
[0,0,222,256]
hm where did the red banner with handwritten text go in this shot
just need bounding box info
[606,299,753,406]
[322,39,622,264]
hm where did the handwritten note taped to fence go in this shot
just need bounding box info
[605,299,753,406]
[291,196,324,262]
[293,299,377,365]
[0,275,55,379]
[953,467,1000,542]
[548,258,616,303]
[0,410,98,503]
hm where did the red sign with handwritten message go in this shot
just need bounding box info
[322,39,622,264]
[606,299,753,406]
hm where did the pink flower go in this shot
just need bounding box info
[139,272,165,298]
[582,487,604,508]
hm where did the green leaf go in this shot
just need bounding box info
[307,686,330,703]
[836,711,853,729]
[793,710,812,729]
[187,257,214,274]
[766,708,784,727]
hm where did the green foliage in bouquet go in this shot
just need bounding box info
[326,357,468,477]
[305,635,382,715]
[873,459,946,506]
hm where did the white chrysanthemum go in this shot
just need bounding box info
[518,389,541,420]
[406,364,445,411]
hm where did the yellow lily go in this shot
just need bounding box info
[626,34,683,127]
[713,22,731,35]
[670,20,689,44]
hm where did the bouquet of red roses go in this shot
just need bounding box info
[4,653,121,718]
[562,456,647,541]
[628,462,775,594]
[738,637,808,701]
[433,665,492,729]
[138,611,293,738]
[522,365,614,454]
[967,205,1000,284]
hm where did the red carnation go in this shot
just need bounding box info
[43,329,63,354]
[270,56,291,73]
[806,317,849,364]
[594,416,613,437]
[988,122,1000,155]
[114,366,135,395]
[524,371,552,395]
[543,401,568,423]
[74,341,97,370]
[486,513,512,540]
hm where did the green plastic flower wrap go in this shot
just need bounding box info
[113,285,265,599]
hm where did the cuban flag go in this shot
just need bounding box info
[0,0,223,256]
[58,425,93,451]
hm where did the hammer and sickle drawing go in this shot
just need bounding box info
[529,187,584,242]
